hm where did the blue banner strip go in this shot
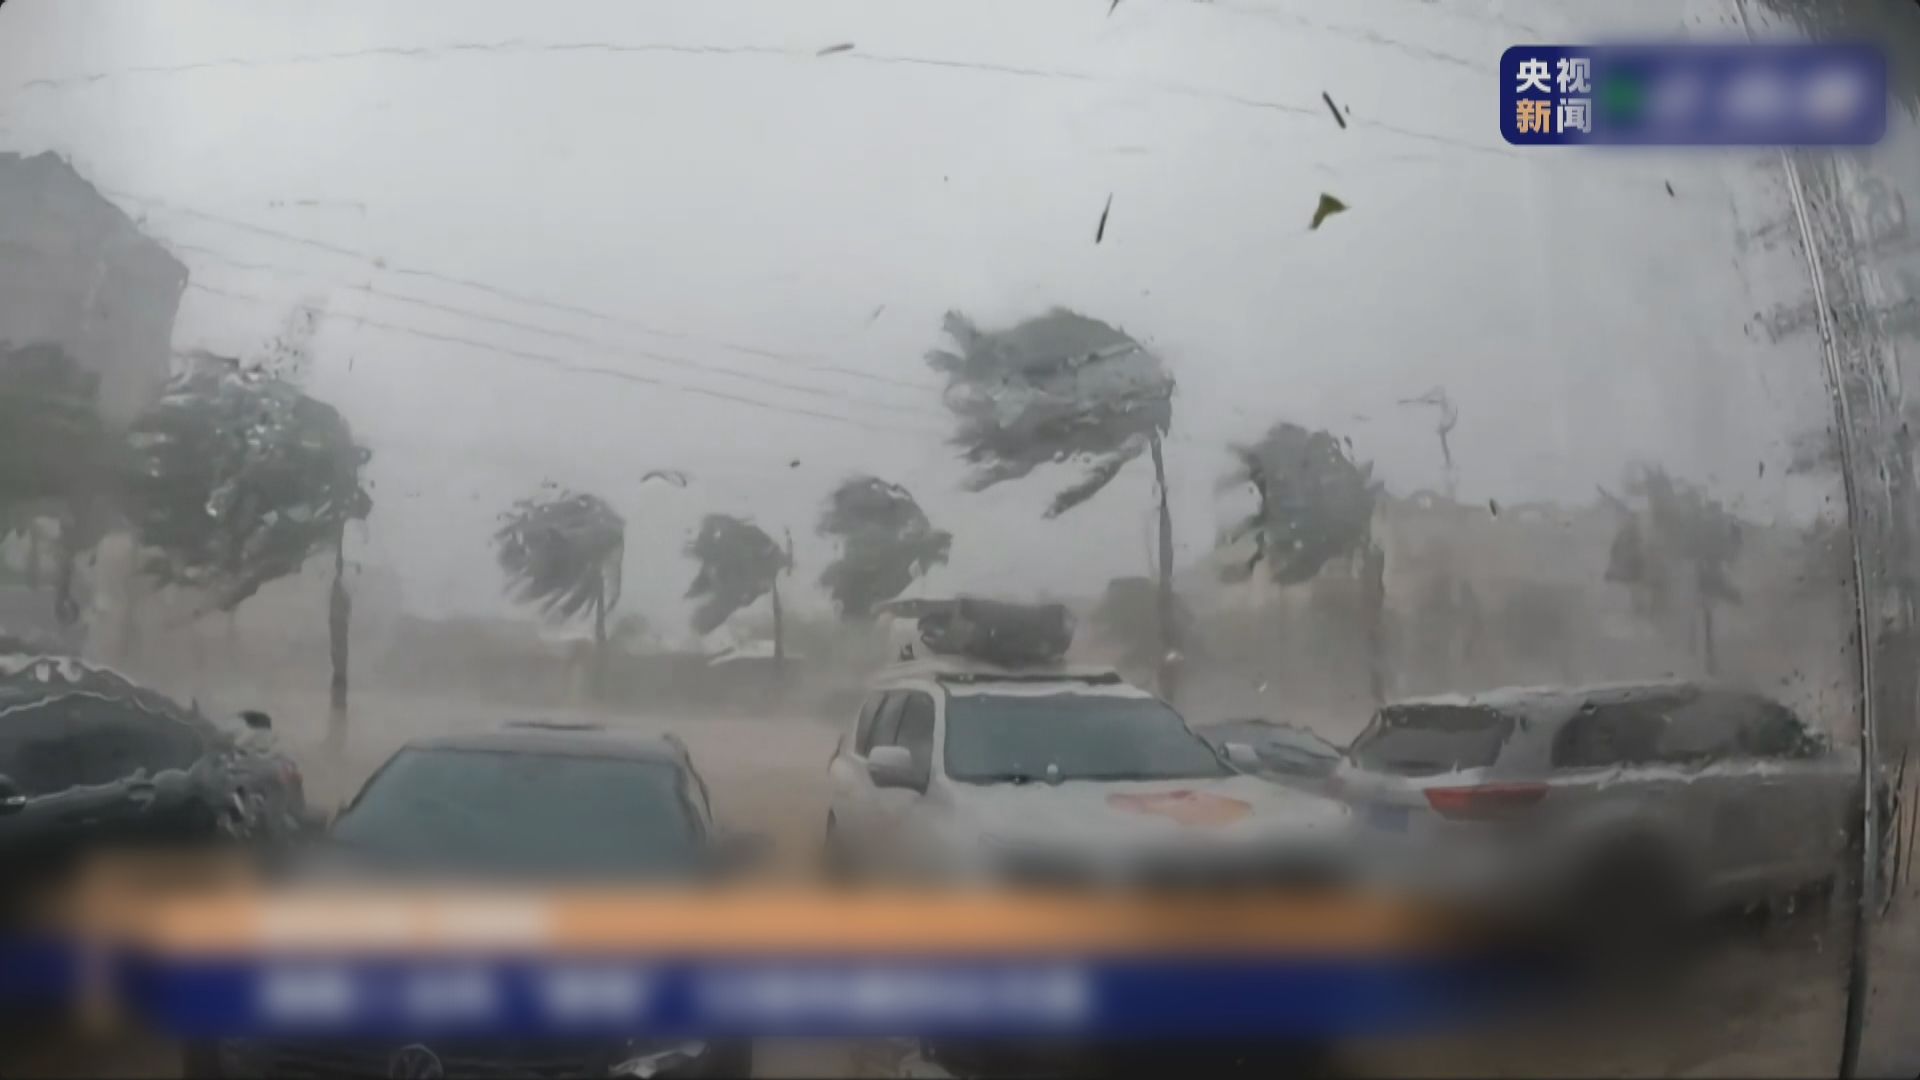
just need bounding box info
[0,935,80,1008]
[119,951,1550,1039]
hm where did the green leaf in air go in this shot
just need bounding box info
[1310,193,1348,230]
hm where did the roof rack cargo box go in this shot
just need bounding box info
[880,597,1075,668]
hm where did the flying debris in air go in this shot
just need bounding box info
[1666,181,1676,197]
[1488,498,1500,517]
[1310,193,1348,230]
[1095,193,1113,243]
[1108,0,1122,15]
[640,469,690,488]
[816,42,855,56]
[1322,92,1347,129]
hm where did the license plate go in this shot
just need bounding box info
[1366,804,1409,832]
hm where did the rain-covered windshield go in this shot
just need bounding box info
[943,694,1231,783]
[331,749,702,875]
[3,0,1919,1073]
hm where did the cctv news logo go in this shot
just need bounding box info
[1501,43,1885,146]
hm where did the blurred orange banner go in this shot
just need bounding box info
[90,885,1453,957]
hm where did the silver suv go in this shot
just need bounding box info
[1333,681,1858,922]
[824,659,1353,886]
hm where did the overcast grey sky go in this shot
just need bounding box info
[0,0,1844,632]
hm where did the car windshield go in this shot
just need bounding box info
[943,693,1231,783]
[330,748,702,876]
[1347,704,1517,777]
[4,0,1915,1068]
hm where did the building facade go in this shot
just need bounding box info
[0,152,185,423]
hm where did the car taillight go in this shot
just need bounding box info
[1423,782,1548,820]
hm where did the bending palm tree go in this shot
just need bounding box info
[818,476,952,621]
[685,513,787,663]
[125,352,372,742]
[1221,421,1385,702]
[926,308,1179,695]
[495,490,626,695]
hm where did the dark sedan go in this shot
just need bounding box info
[0,649,308,894]
[194,722,762,1078]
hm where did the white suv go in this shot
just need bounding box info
[823,659,1353,885]
[1334,681,1858,924]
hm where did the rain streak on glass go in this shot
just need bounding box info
[1,0,1918,1076]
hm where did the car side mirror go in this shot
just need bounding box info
[867,746,922,790]
[240,710,273,732]
[0,774,25,814]
[1224,742,1262,770]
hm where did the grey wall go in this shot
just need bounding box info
[0,151,184,422]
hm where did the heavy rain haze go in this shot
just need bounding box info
[3,0,1920,1076]
[0,0,1838,631]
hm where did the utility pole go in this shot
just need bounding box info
[1399,386,1459,500]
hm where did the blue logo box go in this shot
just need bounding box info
[1500,43,1885,146]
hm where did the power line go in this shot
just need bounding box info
[184,280,935,436]
[165,240,945,419]
[107,186,934,394]
[23,38,1517,157]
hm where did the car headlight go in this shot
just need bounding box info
[609,1040,708,1078]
